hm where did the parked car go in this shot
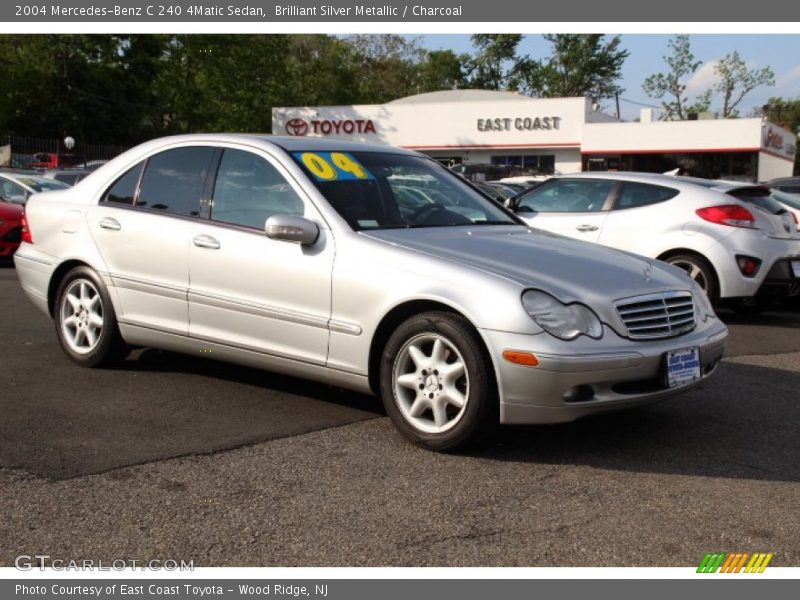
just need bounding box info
[15,135,727,450]
[497,174,552,187]
[770,189,800,226]
[0,171,71,203]
[766,176,800,197]
[0,199,23,260]
[510,172,800,313]
[42,168,93,186]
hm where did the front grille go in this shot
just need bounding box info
[3,226,21,243]
[614,291,696,340]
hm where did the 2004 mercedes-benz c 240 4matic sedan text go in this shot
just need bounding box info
[14,135,728,450]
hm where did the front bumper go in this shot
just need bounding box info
[481,321,728,425]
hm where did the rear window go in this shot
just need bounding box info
[726,187,786,215]
[614,182,678,210]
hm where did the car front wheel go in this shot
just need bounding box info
[380,311,498,451]
[665,254,717,302]
[54,266,127,367]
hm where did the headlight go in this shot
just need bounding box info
[521,290,603,340]
[693,285,717,322]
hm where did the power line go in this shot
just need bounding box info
[618,96,661,109]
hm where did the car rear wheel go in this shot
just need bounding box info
[665,254,717,302]
[379,311,498,451]
[54,266,127,367]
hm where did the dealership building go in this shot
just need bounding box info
[272,89,797,182]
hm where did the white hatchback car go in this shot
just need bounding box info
[511,172,800,312]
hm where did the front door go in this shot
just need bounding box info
[187,147,333,365]
[514,178,616,243]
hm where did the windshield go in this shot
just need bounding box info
[291,151,518,230]
[16,176,70,193]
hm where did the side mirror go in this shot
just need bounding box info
[265,214,319,245]
[515,204,534,213]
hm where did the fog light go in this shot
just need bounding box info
[735,255,761,277]
[562,385,594,403]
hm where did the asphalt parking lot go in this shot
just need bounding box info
[1,265,799,567]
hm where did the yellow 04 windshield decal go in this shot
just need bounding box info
[294,152,374,182]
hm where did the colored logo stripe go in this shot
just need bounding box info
[698,552,773,573]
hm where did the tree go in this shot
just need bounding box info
[466,34,522,90]
[714,51,774,118]
[511,34,628,100]
[345,34,426,103]
[417,50,469,92]
[761,97,800,174]
[642,35,710,120]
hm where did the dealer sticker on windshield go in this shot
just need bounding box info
[293,152,374,182]
[666,347,701,388]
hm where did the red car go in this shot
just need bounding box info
[0,199,23,260]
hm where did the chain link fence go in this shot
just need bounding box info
[0,135,128,170]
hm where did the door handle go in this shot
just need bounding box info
[98,217,121,231]
[193,234,220,250]
[576,224,599,232]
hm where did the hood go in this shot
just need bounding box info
[362,225,695,306]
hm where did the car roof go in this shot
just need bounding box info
[128,133,417,156]
[767,177,800,183]
[555,171,766,192]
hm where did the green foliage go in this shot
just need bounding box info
[644,35,775,120]
[466,34,523,90]
[511,34,628,100]
[418,50,470,93]
[763,97,800,174]
[714,51,774,118]
[0,33,629,145]
[642,35,706,120]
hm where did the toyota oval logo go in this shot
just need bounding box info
[286,118,309,136]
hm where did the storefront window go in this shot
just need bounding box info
[491,154,556,173]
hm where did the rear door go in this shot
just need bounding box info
[513,178,615,242]
[87,146,216,335]
[598,181,681,251]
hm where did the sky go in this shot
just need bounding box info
[417,34,800,122]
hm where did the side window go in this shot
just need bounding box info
[136,147,216,216]
[101,161,145,205]
[210,149,305,229]
[615,182,678,210]
[518,179,614,213]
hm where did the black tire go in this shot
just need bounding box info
[664,254,718,303]
[731,297,774,316]
[379,311,498,452]
[53,266,128,367]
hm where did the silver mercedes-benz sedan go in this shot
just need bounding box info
[14,135,728,451]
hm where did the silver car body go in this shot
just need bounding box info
[15,135,727,425]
